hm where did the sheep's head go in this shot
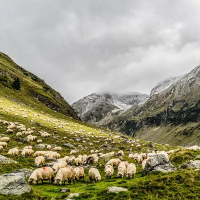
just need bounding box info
[96,175,101,181]
[127,173,131,179]
[55,178,61,185]
[28,178,36,185]
[117,172,123,178]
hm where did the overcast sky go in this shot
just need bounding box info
[1,0,200,103]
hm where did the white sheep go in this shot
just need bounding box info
[88,168,101,183]
[106,159,121,167]
[8,148,19,156]
[54,167,75,185]
[104,164,114,179]
[117,162,127,178]
[0,142,7,148]
[28,167,54,184]
[1,137,10,142]
[21,149,34,157]
[74,167,85,181]
[34,151,47,157]
[126,163,136,179]
[35,156,45,167]
[52,161,67,173]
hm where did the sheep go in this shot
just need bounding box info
[68,156,75,165]
[44,151,60,159]
[6,129,13,133]
[99,152,115,159]
[74,167,85,181]
[52,161,67,173]
[117,162,127,178]
[37,139,42,143]
[28,167,54,184]
[126,163,136,179]
[106,159,121,167]
[118,150,124,156]
[23,146,32,149]
[54,167,75,185]
[34,151,47,157]
[53,146,62,151]
[87,154,99,165]
[88,168,101,183]
[1,137,10,142]
[132,153,143,164]
[82,155,88,164]
[142,159,147,171]
[104,164,114,179]
[0,146,3,151]
[70,150,77,155]
[16,132,22,137]
[21,149,34,157]
[47,145,51,150]
[8,148,19,156]
[35,156,45,167]
[0,142,7,148]
[74,157,82,166]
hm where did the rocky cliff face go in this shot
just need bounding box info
[106,65,200,145]
[72,92,149,126]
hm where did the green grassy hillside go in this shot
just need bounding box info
[0,52,78,120]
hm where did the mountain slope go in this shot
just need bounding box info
[72,92,149,126]
[107,65,200,146]
[0,52,79,120]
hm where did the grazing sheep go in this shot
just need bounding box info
[44,151,60,159]
[74,167,85,181]
[21,149,34,157]
[104,164,114,179]
[117,162,127,178]
[68,156,75,165]
[28,167,54,184]
[70,150,77,155]
[53,146,62,151]
[82,155,87,164]
[52,161,67,173]
[16,132,22,137]
[0,146,3,151]
[106,159,121,167]
[126,163,136,179]
[142,159,147,171]
[0,142,7,148]
[1,137,10,142]
[8,148,19,156]
[74,157,82,166]
[23,146,32,149]
[88,168,101,183]
[35,156,45,167]
[87,154,99,165]
[47,145,51,150]
[118,150,124,156]
[54,167,75,185]
[34,151,47,157]
[37,139,42,143]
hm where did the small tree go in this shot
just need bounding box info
[12,77,21,90]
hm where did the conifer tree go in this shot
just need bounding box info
[12,77,21,90]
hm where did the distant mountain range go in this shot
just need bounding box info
[72,92,149,126]
[73,65,200,146]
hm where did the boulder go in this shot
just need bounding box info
[63,143,75,149]
[108,186,128,193]
[144,154,176,173]
[0,172,31,195]
[179,160,200,169]
[0,155,17,164]
[12,168,33,178]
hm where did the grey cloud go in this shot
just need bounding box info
[0,0,200,103]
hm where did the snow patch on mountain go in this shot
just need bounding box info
[150,75,184,96]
